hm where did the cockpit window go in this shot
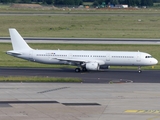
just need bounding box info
[145,56,153,58]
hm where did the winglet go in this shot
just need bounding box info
[9,28,32,51]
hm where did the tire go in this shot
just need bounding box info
[75,68,81,72]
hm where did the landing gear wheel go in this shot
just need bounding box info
[138,70,142,73]
[138,66,142,73]
[75,68,81,72]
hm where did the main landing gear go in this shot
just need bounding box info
[75,68,81,72]
[138,66,142,73]
[75,67,87,73]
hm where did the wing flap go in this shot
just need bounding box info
[53,58,89,63]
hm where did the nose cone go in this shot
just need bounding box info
[153,58,158,65]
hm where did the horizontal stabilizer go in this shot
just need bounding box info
[6,50,21,56]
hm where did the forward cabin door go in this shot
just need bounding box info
[136,52,141,62]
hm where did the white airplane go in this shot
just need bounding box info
[6,28,158,73]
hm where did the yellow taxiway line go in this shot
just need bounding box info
[125,110,160,114]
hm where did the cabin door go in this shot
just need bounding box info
[136,52,141,62]
[106,54,110,61]
[68,53,73,59]
[29,50,33,61]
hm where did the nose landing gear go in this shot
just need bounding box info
[138,66,142,73]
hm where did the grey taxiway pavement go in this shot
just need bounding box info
[0,67,160,83]
[0,68,160,120]
[0,83,160,120]
[1,37,160,44]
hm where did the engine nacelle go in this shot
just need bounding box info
[100,65,110,69]
[86,62,99,71]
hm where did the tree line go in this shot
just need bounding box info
[94,0,153,6]
[0,0,82,5]
[0,0,154,6]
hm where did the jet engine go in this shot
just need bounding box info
[86,62,99,71]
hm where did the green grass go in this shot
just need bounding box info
[1,43,160,70]
[0,11,160,38]
[0,76,82,82]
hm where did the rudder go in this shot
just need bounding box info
[9,28,32,51]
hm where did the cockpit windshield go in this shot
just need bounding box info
[145,56,153,58]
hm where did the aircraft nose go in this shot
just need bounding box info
[154,58,158,64]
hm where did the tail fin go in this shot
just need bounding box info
[9,28,32,51]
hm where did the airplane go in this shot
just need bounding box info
[6,28,158,73]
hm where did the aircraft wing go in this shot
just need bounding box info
[53,58,90,63]
[53,58,105,65]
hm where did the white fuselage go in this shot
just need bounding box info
[7,28,158,72]
[8,49,158,67]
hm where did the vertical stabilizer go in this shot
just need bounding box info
[9,28,32,51]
